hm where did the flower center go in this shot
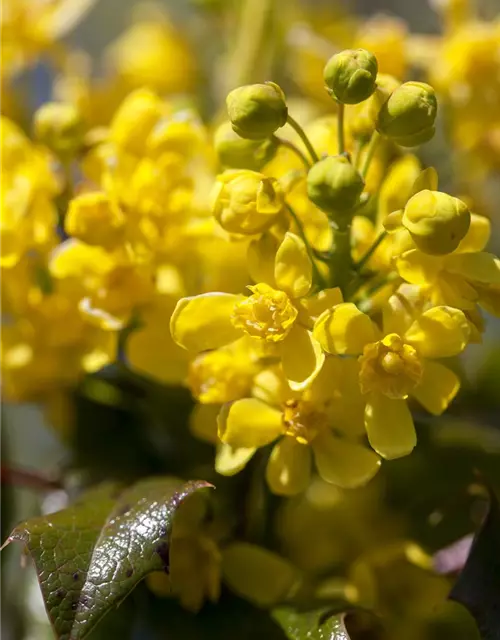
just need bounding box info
[231,283,297,342]
[188,350,254,404]
[282,398,328,445]
[358,333,423,399]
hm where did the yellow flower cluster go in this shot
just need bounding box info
[3,1,500,626]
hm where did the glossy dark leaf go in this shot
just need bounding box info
[449,489,500,640]
[5,477,212,640]
[273,608,350,640]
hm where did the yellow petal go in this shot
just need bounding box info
[396,249,442,285]
[218,398,284,448]
[382,287,420,336]
[313,303,378,355]
[477,285,500,317]
[444,252,500,285]
[170,293,242,351]
[364,393,416,459]
[301,287,343,320]
[456,214,491,253]
[215,443,256,476]
[222,543,299,607]
[189,403,220,443]
[266,437,311,496]
[127,297,190,385]
[247,232,278,286]
[410,166,438,196]
[383,209,404,231]
[312,431,381,488]
[281,326,325,391]
[412,360,460,416]
[274,232,312,299]
[405,306,470,358]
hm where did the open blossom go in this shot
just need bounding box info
[171,231,342,390]
[313,292,470,458]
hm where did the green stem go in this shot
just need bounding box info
[329,222,353,296]
[361,130,381,180]
[352,138,363,169]
[354,231,388,273]
[337,103,345,155]
[286,202,326,289]
[273,135,311,169]
[286,114,320,164]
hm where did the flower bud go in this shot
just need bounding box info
[307,156,364,216]
[214,121,278,170]
[109,88,165,155]
[402,190,471,255]
[226,82,288,140]
[211,170,284,235]
[33,102,85,157]
[324,48,378,104]
[376,81,437,147]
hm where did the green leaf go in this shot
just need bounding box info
[5,477,212,640]
[272,608,351,640]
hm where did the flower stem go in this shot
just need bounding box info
[361,130,381,180]
[273,135,311,169]
[286,202,326,289]
[329,222,353,295]
[286,114,320,164]
[337,103,345,155]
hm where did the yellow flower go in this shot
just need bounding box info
[65,191,126,250]
[104,12,197,95]
[216,360,380,496]
[396,214,500,319]
[355,16,408,80]
[187,338,260,404]
[211,170,285,236]
[313,295,470,459]
[171,232,342,389]
[108,88,168,156]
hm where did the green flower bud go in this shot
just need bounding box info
[33,102,85,157]
[376,81,438,147]
[323,48,378,104]
[214,121,278,170]
[226,82,288,140]
[402,190,471,255]
[307,156,364,216]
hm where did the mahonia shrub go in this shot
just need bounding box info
[2,1,500,639]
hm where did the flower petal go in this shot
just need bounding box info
[247,232,278,286]
[281,325,325,391]
[218,398,284,448]
[396,249,441,285]
[412,360,460,416]
[301,287,343,320]
[313,303,378,355]
[189,403,220,443]
[170,293,242,351]
[127,296,190,385]
[456,214,491,253]
[405,306,470,358]
[274,232,312,299]
[266,437,311,496]
[312,431,381,488]
[364,393,416,459]
[215,443,256,476]
[444,252,500,285]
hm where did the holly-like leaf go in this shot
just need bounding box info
[449,489,500,640]
[4,477,212,640]
[272,608,351,640]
